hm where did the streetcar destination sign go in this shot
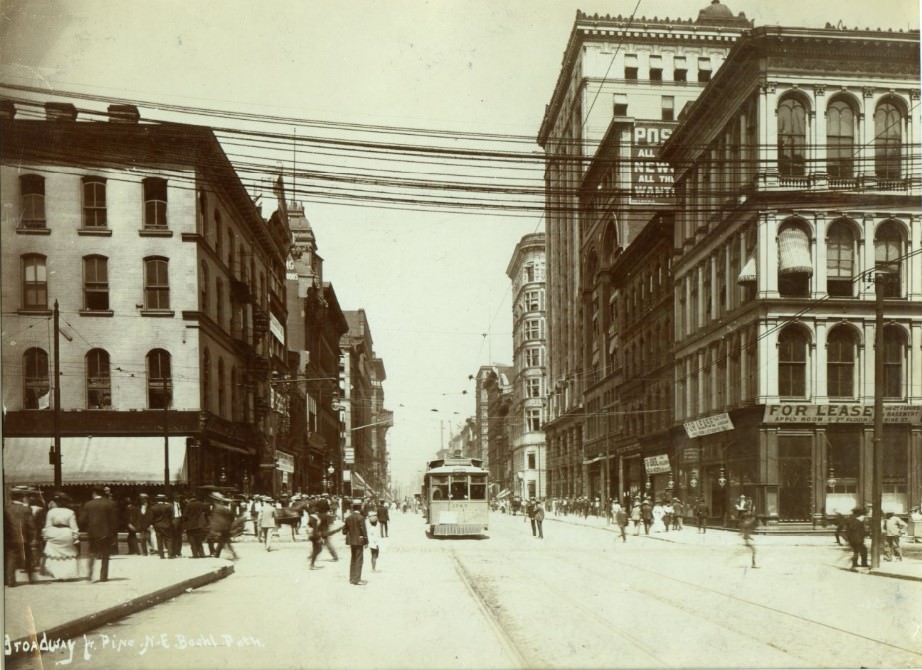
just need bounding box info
[763,404,922,424]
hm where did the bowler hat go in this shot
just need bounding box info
[852,506,864,514]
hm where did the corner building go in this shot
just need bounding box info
[661,26,921,527]
[538,2,750,499]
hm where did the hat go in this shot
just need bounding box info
[211,492,229,503]
[368,510,378,517]
[155,493,168,500]
[852,506,864,514]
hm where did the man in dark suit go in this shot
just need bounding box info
[79,487,118,582]
[376,501,390,538]
[131,493,153,556]
[4,487,37,586]
[342,499,368,585]
[182,493,209,558]
[150,494,174,559]
[169,494,184,558]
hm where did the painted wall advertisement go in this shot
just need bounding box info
[631,122,676,205]
[763,404,922,424]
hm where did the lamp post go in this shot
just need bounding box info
[870,270,890,569]
[163,387,172,495]
[327,464,334,494]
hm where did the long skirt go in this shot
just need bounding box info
[42,526,80,580]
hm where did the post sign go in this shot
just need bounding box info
[763,404,922,425]
[684,412,735,438]
[344,447,355,464]
[643,454,671,475]
[276,451,294,473]
[631,122,676,205]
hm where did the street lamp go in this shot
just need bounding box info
[327,464,335,494]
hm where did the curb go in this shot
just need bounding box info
[7,563,234,652]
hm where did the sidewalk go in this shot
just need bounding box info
[545,511,922,582]
[4,555,234,653]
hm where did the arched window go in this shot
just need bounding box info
[23,348,49,409]
[82,177,107,228]
[202,348,211,411]
[827,326,857,399]
[217,358,226,416]
[200,262,209,313]
[214,209,223,256]
[883,326,907,399]
[143,177,168,229]
[778,327,808,398]
[874,101,902,180]
[826,99,855,179]
[778,97,807,177]
[777,221,812,297]
[826,221,855,297]
[20,174,46,229]
[83,255,109,311]
[227,229,235,273]
[147,349,171,409]
[86,349,112,409]
[198,189,208,237]
[21,254,48,310]
[144,257,169,309]
[875,221,903,298]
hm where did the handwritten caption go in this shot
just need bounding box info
[5,632,264,664]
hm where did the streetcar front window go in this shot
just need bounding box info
[450,477,469,500]
[470,477,487,500]
[430,475,449,501]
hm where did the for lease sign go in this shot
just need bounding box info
[763,404,922,424]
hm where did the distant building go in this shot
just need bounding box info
[1,101,291,496]
[506,233,548,499]
[474,364,514,496]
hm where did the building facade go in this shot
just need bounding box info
[474,364,514,496]
[506,233,548,500]
[1,101,292,497]
[661,25,921,526]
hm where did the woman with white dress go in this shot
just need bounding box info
[651,501,666,533]
[42,494,80,580]
[366,510,383,571]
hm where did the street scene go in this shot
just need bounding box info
[2,0,922,668]
[6,509,922,669]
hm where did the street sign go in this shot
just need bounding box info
[344,447,355,464]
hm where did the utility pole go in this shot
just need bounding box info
[52,300,62,488]
[870,272,887,569]
[163,389,171,495]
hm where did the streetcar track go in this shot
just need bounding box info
[556,522,922,662]
[450,549,532,669]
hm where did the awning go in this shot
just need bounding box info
[3,436,188,486]
[351,470,375,496]
[778,226,813,275]
[496,489,511,499]
[737,256,757,284]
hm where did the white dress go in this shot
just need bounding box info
[42,507,80,580]
[651,504,666,533]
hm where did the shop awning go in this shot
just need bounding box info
[778,226,813,275]
[351,470,375,496]
[3,436,188,486]
[737,256,757,284]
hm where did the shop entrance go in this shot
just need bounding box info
[778,437,812,521]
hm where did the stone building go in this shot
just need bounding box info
[474,364,514,497]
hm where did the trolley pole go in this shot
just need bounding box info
[52,300,62,488]
[870,273,887,569]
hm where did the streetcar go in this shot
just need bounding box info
[422,457,489,537]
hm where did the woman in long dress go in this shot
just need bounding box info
[42,494,80,580]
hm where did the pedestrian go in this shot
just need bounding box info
[614,502,628,542]
[844,506,869,571]
[79,487,118,582]
[662,500,674,533]
[208,493,238,560]
[533,499,545,539]
[832,512,847,546]
[183,493,209,558]
[883,512,907,562]
[739,512,758,568]
[377,500,390,538]
[630,500,642,535]
[652,500,666,533]
[527,498,539,536]
[367,509,383,570]
[695,497,709,534]
[671,498,684,530]
[342,499,368,585]
[150,493,173,559]
[134,493,153,556]
[258,497,279,552]
[641,499,653,535]
[123,497,140,554]
[319,507,340,562]
[5,487,38,586]
[40,493,80,580]
[307,506,325,570]
[169,494,184,558]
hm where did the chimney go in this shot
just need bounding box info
[0,100,15,119]
[45,102,77,121]
[108,104,140,123]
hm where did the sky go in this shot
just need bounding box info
[1,0,919,490]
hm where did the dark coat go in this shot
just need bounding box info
[5,501,36,547]
[79,496,118,540]
[131,501,153,531]
[376,504,390,522]
[208,503,234,534]
[182,499,209,531]
[845,514,867,546]
[150,501,174,531]
[342,511,367,546]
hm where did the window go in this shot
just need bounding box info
[215,210,223,256]
[778,327,808,398]
[527,453,536,469]
[83,177,107,228]
[200,262,209,313]
[23,348,49,409]
[198,189,208,237]
[613,93,628,116]
[525,318,543,340]
[525,289,543,311]
[624,54,638,80]
[777,222,812,297]
[697,57,712,83]
[778,97,807,177]
[143,257,169,309]
[526,408,542,431]
[825,221,855,297]
[883,326,907,399]
[827,327,857,398]
[143,178,167,228]
[216,278,224,327]
[826,100,855,179]
[228,228,235,272]
[202,348,211,411]
[662,96,675,122]
[22,254,48,309]
[86,349,112,409]
[231,366,238,420]
[673,56,687,82]
[20,174,45,228]
[525,347,543,367]
[826,430,860,494]
[649,55,663,82]
[147,349,171,409]
[875,221,903,298]
[83,255,109,311]
[874,101,902,180]
[526,377,542,398]
[218,358,226,416]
